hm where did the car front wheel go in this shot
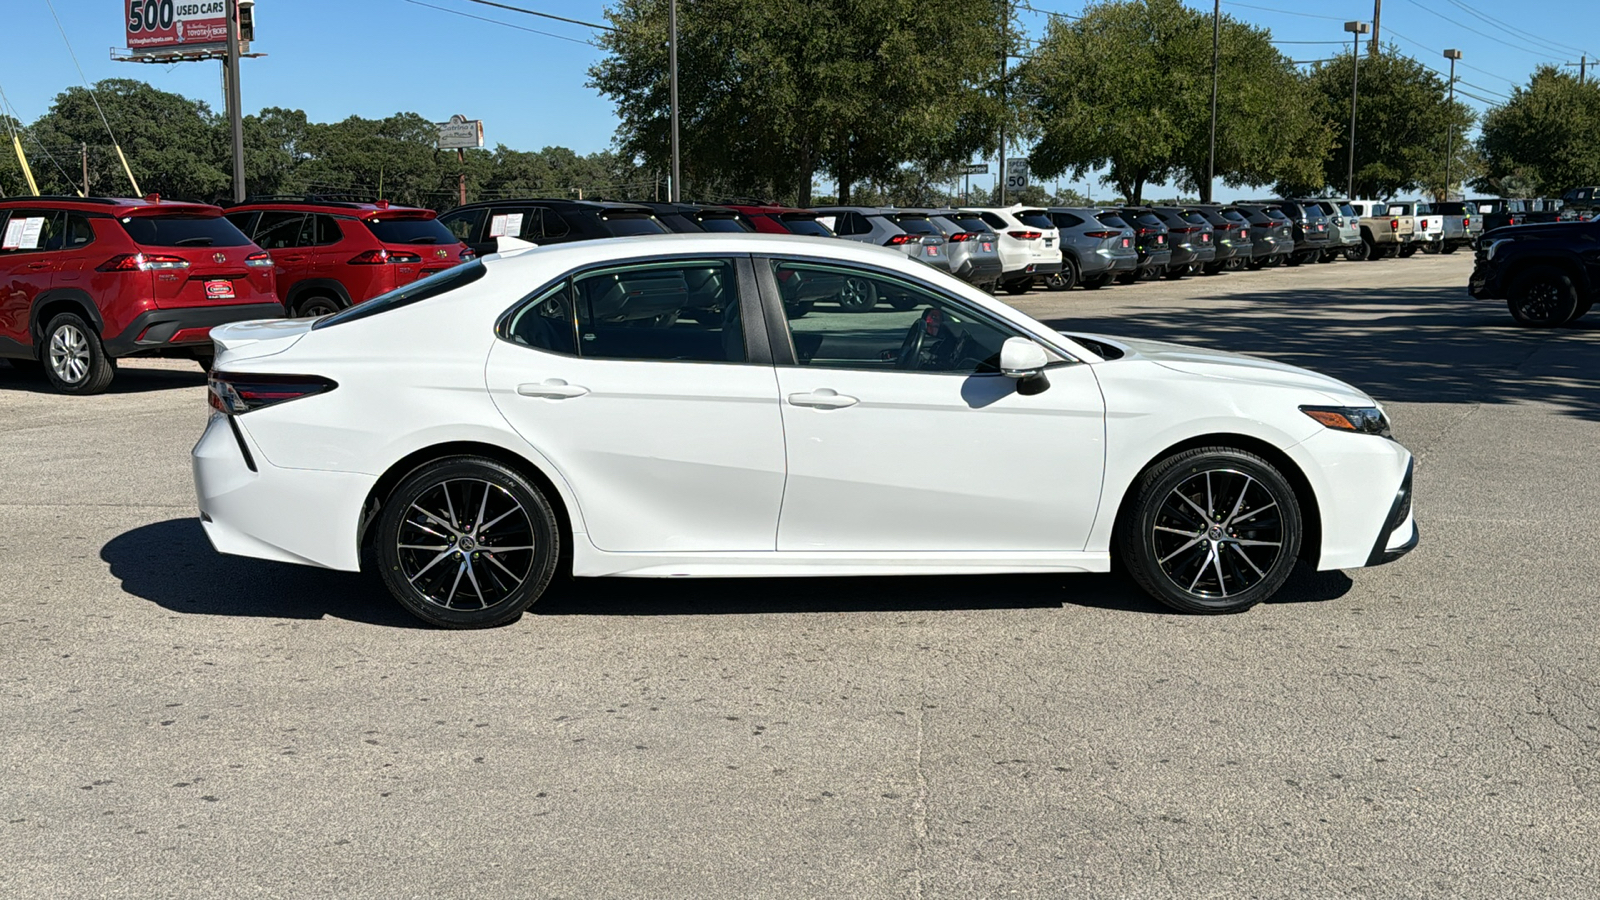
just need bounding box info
[1507,266,1581,327]
[1120,447,1303,614]
[376,457,561,629]
[42,313,115,395]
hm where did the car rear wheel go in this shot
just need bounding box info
[1116,271,1140,285]
[294,294,342,318]
[1120,447,1303,614]
[1081,274,1112,289]
[42,313,115,395]
[1045,258,1078,291]
[1002,279,1031,295]
[1507,266,1580,327]
[1345,240,1370,261]
[1441,244,1458,255]
[1399,245,1418,258]
[1569,299,1594,323]
[377,457,561,629]
[837,276,880,311]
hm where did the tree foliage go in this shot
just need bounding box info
[1019,0,1327,203]
[1303,48,1474,199]
[1475,66,1600,197]
[590,0,1007,205]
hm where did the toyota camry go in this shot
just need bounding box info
[193,234,1416,628]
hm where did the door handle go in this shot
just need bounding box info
[787,388,858,409]
[517,379,589,400]
[26,263,51,270]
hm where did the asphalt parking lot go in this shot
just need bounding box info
[2,252,1597,898]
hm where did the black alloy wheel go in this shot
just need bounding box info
[1346,239,1370,261]
[1507,266,1581,328]
[837,276,880,312]
[295,295,341,318]
[377,457,560,629]
[1120,447,1303,614]
[1045,258,1079,291]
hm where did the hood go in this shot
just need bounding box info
[210,317,316,362]
[1062,332,1375,405]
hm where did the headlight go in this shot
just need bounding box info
[1301,405,1392,438]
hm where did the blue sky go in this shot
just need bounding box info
[2,0,1596,198]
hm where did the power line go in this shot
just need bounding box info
[1221,2,1346,22]
[1440,0,1592,58]
[402,0,598,46]
[42,0,134,194]
[1015,2,1081,21]
[1383,26,1516,98]
[1397,0,1565,63]
[458,0,615,33]
[1270,40,1349,45]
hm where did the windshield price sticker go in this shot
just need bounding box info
[2,217,46,250]
[489,213,525,238]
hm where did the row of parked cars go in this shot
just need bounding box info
[0,188,1485,394]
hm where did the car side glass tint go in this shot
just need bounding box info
[254,212,306,250]
[440,208,485,242]
[64,214,95,248]
[537,208,570,240]
[570,259,744,363]
[506,282,579,356]
[316,215,344,245]
[771,260,1016,374]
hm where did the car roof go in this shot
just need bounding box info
[718,203,820,216]
[231,196,434,217]
[450,198,654,213]
[811,206,892,214]
[638,202,739,216]
[0,195,223,217]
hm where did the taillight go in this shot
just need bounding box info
[947,232,975,242]
[1083,230,1119,239]
[245,251,272,268]
[1420,218,1429,229]
[1390,219,1400,230]
[1240,229,1249,239]
[459,248,476,260]
[348,249,423,264]
[1463,217,1470,227]
[208,372,338,415]
[1008,230,1043,240]
[885,234,917,246]
[97,253,191,272]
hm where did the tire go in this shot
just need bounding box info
[294,294,342,318]
[1506,266,1581,328]
[1081,274,1112,289]
[1045,257,1078,291]
[837,276,879,311]
[1116,271,1140,285]
[376,456,561,629]
[1284,252,1302,267]
[1398,245,1418,258]
[1002,279,1031,296]
[1163,265,1187,280]
[1246,256,1266,270]
[1118,447,1303,614]
[1441,244,1458,255]
[1345,241,1369,262]
[41,313,115,395]
[1202,262,1224,275]
[1318,250,1337,263]
[1570,299,1594,324]
[1421,242,1440,255]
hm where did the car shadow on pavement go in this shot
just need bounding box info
[105,520,1354,626]
[1038,283,1600,422]
[0,361,207,395]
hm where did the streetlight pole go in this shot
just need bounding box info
[1207,0,1220,203]
[1444,49,1461,201]
[998,0,1009,206]
[1344,21,1370,199]
[668,0,680,202]
[225,0,246,203]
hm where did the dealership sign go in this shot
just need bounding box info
[126,1,231,52]
[437,115,485,150]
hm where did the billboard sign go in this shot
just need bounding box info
[437,115,485,150]
[126,1,231,52]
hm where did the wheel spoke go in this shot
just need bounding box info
[484,553,526,586]
[410,504,460,537]
[475,481,491,531]
[1205,471,1215,520]
[1154,525,1201,537]
[398,543,448,551]
[1230,543,1266,578]
[1159,536,1205,565]
[464,559,487,609]
[1211,546,1229,597]
[1222,475,1254,526]
[478,502,519,533]
[481,544,534,552]
[1228,501,1276,526]
[442,484,460,530]
[1232,539,1281,547]
[407,520,452,540]
[408,548,454,583]
[1188,546,1214,592]
[1177,492,1210,522]
[398,476,539,613]
[445,560,467,607]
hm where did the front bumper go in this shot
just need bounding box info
[105,302,285,359]
[1287,428,1416,570]
[1366,459,1417,566]
[193,413,373,571]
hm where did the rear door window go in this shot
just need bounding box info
[534,208,571,240]
[253,212,309,250]
[63,213,96,249]
[570,259,745,363]
[120,214,252,247]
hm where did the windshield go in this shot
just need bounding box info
[1017,211,1055,229]
[365,217,459,246]
[1302,204,1326,219]
[950,215,989,233]
[1339,203,1356,217]
[120,214,252,248]
[1096,213,1129,228]
[698,215,751,233]
[314,260,486,330]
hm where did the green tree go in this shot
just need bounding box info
[1020,0,1327,204]
[1475,66,1600,197]
[1303,48,1474,198]
[590,0,1006,205]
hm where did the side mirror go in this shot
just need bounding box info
[1000,337,1051,395]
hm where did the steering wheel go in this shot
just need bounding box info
[896,307,946,370]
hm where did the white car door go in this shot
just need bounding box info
[762,259,1106,552]
[485,257,786,552]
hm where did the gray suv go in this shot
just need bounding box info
[1044,207,1139,290]
[811,207,952,274]
[920,209,1003,290]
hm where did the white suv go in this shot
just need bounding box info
[963,205,1062,294]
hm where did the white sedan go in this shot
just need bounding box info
[193,234,1416,628]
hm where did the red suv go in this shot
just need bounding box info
[718,203,838,237]
[0,196,280,394]
[225,197,473,317]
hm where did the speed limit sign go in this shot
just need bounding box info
[1005,158,1029,192]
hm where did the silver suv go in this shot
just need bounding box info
[919,209,1003,290]
[1044,208,1138,290]
[811,207,952,274]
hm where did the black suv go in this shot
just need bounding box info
[1249,200,1329,265]
[1469,220,1597,327]
[637,203,752,233]
[438,199,667,256]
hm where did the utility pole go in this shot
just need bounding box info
[1369,0,1381,57]
[1444,49,1461,202]
[81,142,88,197]
[998,0,1008,206]
[457,149,466,206]
[668,0,680,202]
[1206,0,1220,203]
[224,0,245,203]
[1567,56,1589,84]
[1345,21,1371,199]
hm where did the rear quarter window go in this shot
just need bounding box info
[365,217,458,245]
[120,214,252,247]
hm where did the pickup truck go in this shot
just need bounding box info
[1348,199,1414,260]
[1383,201,1432,256]
[1469,219,1598,326]
[1418,201,1481,254]
[1477,198,1565,230]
